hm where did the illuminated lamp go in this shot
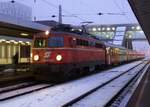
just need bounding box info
[56,54,62,61]
[112,27,115,30]
[106,27,111,31]
[98,28,101,31]
[45,30,50,35]
[19,41,23,43]
[79,29,82,32]
[131,26,135,30]
[92,28,97,31]
[136,26,141,30]
[6,41,11,43]
[0,39,6,42]
[34,55,39,61]
[20,33,29,36]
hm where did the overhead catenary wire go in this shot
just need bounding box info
[12,0,87,22]
[9,0,132,24]
[41,0,88,22]
[112,0,133,23]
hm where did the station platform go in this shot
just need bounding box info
[127,64,150,107]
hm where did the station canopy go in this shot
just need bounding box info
[128,0,150,44]
[0,13,50,38]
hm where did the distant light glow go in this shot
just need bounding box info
[106,35,109,38]
[136,26,141,30]
[14,42,18,44]
[128,35,132,38]
[20,33,29,36]
[73,38,76,40]
[45,30,49,35]
[98,28,101,31]
[107,27,111,31]
[71,29,75,31]
[131,26,135,30]
[6,41,10,43]
[0,39,6,42]
[92,28,97,31]
[26,41,31,45]
[79,29,82,31]
[19,41,23,43]
[112,27,115,30]
[10,40,16,42]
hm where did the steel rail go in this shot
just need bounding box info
[62,61,147,107]
[0,83,54,101]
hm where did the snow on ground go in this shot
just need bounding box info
[0,61,142,107]
[72,63,145,107]
[0,84,50,100]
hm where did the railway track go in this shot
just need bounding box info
[0,60,147,107]
[0,82,53,101]
[62,61,149,107]
[107,63,150,107]
[0,82,37,93]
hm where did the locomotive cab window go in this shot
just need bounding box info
[34,38,46,48]
[48,36,64,47]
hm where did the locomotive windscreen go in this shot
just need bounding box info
[34,38,46,48]
[48,36,64,48]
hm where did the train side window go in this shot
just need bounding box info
[48,36,64,47]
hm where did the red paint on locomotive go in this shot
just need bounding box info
[31,30,145,81]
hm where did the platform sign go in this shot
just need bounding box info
[128,0,150,44]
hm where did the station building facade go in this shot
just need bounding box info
[0,1,50,64]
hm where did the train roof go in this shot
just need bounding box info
[51,31,105,43]
[51,31,127,49]
[104,42,127,50]
[51,24,102,39]
[47,24,131,50]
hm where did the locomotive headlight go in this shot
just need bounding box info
[34,55,39,61]
[56,54,62,61]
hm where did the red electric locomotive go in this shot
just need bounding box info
[32,26,144,81]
